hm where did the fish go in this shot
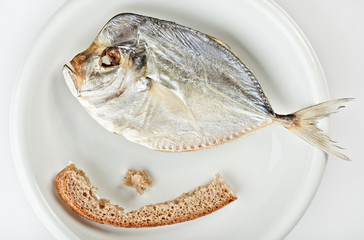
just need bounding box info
[63,13,351,160]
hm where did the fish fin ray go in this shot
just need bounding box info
[207,35,231,50]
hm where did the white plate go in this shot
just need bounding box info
[11,0,330,239]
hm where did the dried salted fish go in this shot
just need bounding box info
[63,13,350,160]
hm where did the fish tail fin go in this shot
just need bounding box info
[275,98,353,161]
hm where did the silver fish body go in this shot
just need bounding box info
[63,13,350,159]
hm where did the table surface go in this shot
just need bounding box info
[1,0,363,239]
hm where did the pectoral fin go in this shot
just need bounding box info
[148,79,199,131]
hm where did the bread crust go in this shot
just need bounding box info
[56,164,237,228]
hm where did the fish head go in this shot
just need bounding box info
[63,42,144,98]
[63,14,146,98]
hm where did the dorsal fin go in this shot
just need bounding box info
[207,35,231,50]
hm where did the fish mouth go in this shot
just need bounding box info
[63,64,80,97]
[63,43,104,97]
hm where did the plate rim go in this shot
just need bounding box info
[10,0,329,239]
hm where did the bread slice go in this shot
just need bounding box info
[123,169,153,195]
[56,164,237,228]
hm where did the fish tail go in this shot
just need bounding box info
[275,98,353,161]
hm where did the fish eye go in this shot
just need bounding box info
[99,47,121,67]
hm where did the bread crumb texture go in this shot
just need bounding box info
[56,164,237,228]
[123,169,153,195]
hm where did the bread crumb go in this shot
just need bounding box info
[123,169,153,195]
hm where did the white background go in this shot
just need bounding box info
[0,0,363,239]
